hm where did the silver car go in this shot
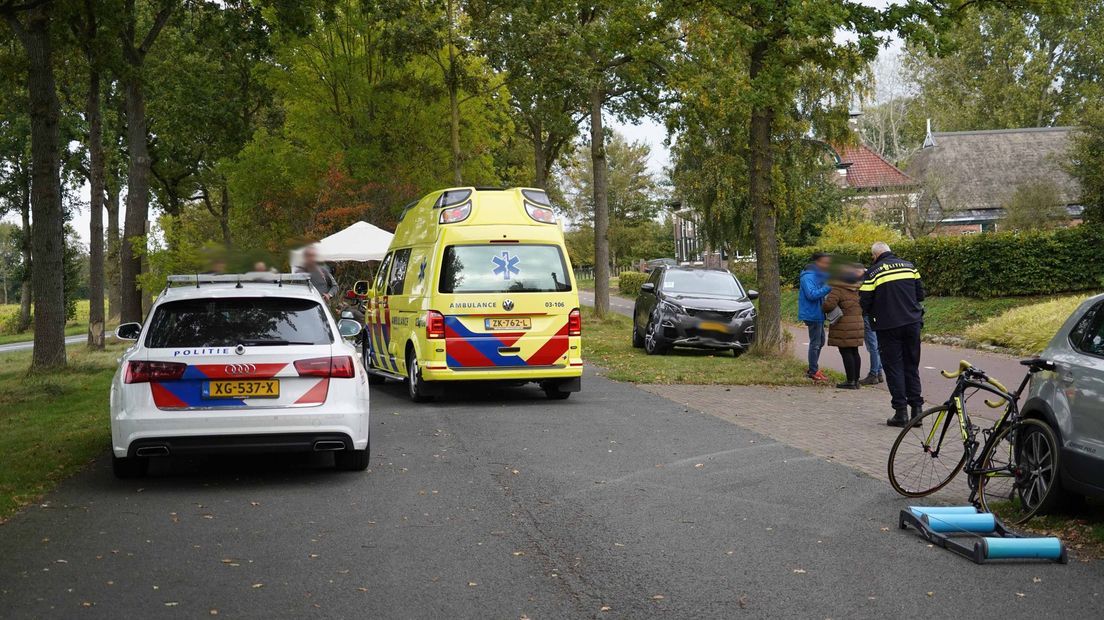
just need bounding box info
[1025,292,1104,505]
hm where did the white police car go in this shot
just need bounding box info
[109,273,370,478]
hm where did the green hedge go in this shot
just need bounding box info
[779,226,1104,298]
[618,271,648,296]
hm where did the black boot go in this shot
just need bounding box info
[859,373,883,386]
[835,381,860,390]
[910,404,924,421]
[886,408,909,427]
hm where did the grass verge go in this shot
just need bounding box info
[780,289,1075,339]
[0,343,120,520]
[966,295,1094,355]
[583,306,838,385]
[0,300,101,346]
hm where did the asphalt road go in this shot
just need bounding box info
[1,371,1102,618]
[0,334,85,355]
[579,290,1028,409]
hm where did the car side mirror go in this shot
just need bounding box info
[115,322,142,341]
[353,280,371,296]
[747,289,759,300]
[640,282,655,293]
[338,318,362,339]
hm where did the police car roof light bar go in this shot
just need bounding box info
[166,273,313,289]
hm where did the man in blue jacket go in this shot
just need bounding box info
[798,252,833,381]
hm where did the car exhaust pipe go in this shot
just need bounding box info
[135,445,170,457]
[314,440,346,452]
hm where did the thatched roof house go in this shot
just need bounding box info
[905,126,1082,232]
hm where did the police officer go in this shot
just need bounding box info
[859,241,925,427]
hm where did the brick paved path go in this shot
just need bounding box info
[636,383,995,504]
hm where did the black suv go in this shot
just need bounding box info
[632,266,757,356]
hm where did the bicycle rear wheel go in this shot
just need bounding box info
[888,405,969,497]
[977,418,1061,524]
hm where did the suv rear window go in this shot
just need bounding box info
[146,297,334,348]
[439,244,572,293]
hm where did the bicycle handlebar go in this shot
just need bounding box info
[940,360,973,379]
[940,359,1011,407]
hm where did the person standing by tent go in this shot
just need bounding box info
[296,245,339,302]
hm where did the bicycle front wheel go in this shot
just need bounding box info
[888,405,969,497]
[977,418,1061,524]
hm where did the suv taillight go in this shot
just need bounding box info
[294,356,355,378]
[426,310,446,339]
[125,360,186,384]
[568,308,582,336]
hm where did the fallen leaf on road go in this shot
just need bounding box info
[209,610,218,615]
[926,592,934,597]
[252,583,264,589]
[250,502,260,507]
[221,559,235,564]
[651,594,665,600]
[600,606,611,612]
[164,602,179,607]
[468,582,478,587]
[1032,577,1042,583]
[512,551,525,556]
[694,463,704,468]
[357,587,368,592]
[81,602,94,607]
[880,527,889,532]
[793,569,806,574]
[1016,593,1025,598]
[511,469,520,475]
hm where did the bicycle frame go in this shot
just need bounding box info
[927,367,1033,504]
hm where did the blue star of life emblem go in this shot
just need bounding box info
[491,251,521,280]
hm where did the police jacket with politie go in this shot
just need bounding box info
[859,252,925,331]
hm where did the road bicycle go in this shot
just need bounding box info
[887,358,1061,524]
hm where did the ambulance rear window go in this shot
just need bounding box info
[439,244,572,293]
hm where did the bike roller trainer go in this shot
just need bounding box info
[899,506,1067,564]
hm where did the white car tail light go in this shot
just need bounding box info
[294,356,355,378]
[125,361,187,384]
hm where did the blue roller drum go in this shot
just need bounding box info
[921,512,997,533]
[909,506,979,518]
[981,536,1064,560]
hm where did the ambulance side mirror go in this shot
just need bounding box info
[353,280,371,296]
[338,318,362,339]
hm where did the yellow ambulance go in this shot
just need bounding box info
[355,187,582,401]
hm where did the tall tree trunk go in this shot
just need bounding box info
[449,84,462,185]
[86,65,106,349]
[220,182,232,247]
[533,128,548,189]
[747,43,783,355]
[446,0,462,185]
[6,6,67,369]
[17,187,32,332]
[120,75,150,323]
[589,84,610,318]
[105,174,121,321]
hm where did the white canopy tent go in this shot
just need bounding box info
[289,221,394,268]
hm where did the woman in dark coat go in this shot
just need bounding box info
[822,266,866,389]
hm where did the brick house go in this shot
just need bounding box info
[905,126,1083,234]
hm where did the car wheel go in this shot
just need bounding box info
[335,442,370,471]
[631,314,644,348]
[643,314,667,355]
[732,348,745,358]
[112,455,148,479]
[407,351,434,403]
